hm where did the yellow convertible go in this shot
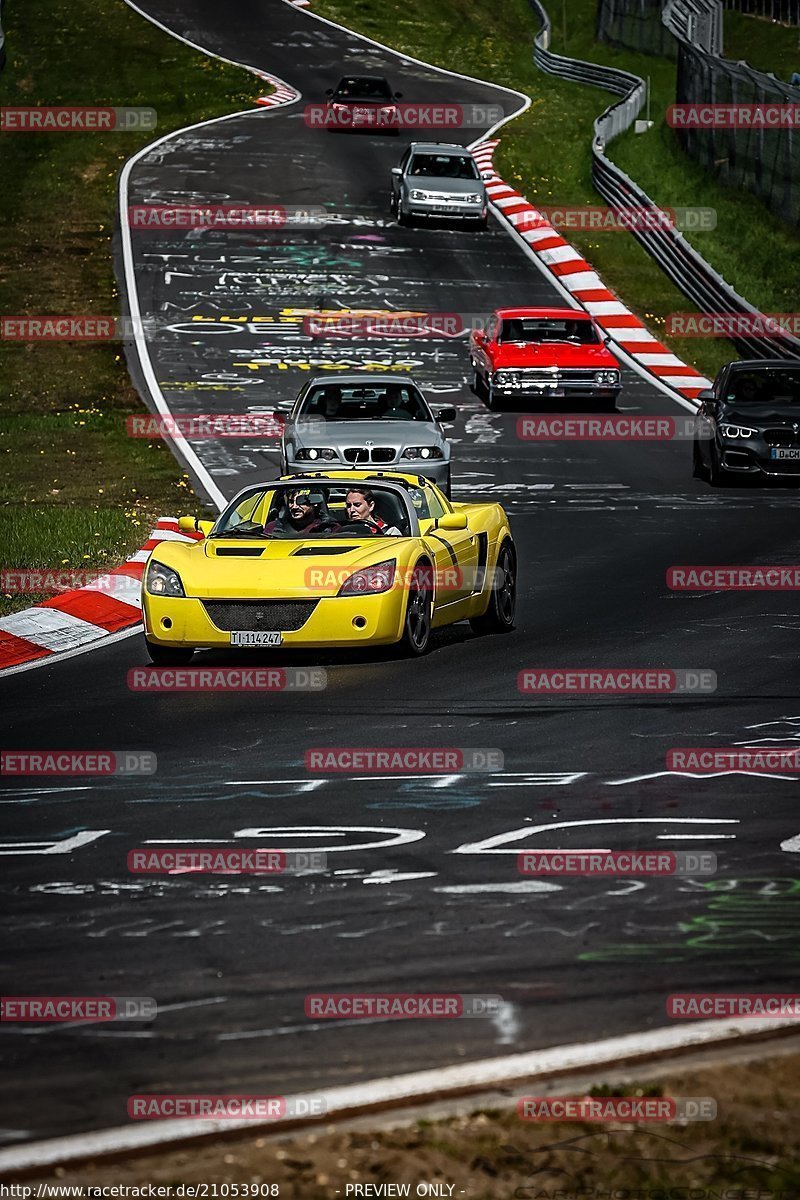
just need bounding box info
[142,471,516,662]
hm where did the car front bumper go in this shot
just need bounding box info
[285,457,450,487]
[717,440,800,477]
[143,590,409,651]
[490,380,621,401]
[404,197,486,220]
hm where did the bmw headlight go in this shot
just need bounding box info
[296,447,338,461]
[594,370,620,386]
[720,424,758,439]
[146,559,185,597]
[402,446,444,460]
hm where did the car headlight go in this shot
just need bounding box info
[146,559,185,597]
[401,446,444,460]
[494,371,518,387]
[410,189,426,200]
[466,193,483,203]
[720,424,759,439]
[338,559,396,596]
[594,370,620,385]
[295,447,338,461]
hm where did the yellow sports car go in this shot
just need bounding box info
[142,470,516,662]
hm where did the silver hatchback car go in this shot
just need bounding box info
[391,143,488,228]
[280,375,456,495]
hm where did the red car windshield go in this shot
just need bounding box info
[499,318,602,345]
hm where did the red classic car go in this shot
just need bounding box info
[469,307,622,411]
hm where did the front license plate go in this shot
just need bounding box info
[230,631,283,646]
[771,447,800,460]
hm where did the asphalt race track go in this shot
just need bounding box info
[1,0,799,1146]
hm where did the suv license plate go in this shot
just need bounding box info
[230,631,283,646]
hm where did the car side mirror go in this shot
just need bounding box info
[325,88,334,96]
[391,166,402,177]
[178,515,214,537]
[394,91,403,99]
[436,512,468,532]
[698,389,715,403]
[434,405,457,422]
[480,170,493,180]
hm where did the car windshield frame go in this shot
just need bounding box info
[210,480,422,540]
[723,368,800,405]
[407,154,480,180]
[333,77,393,101]
[498,318,602,345]
[294,383,435,424]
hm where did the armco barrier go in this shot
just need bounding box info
[530,0,800,361]
[663,0,724,53]
[664,0,800,225]
[723,0,800,20]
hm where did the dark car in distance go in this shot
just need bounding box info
[693,359,800,485]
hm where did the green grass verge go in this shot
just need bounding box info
[0,0,260,616]
[723,11,800,81]
[314,0,800,382]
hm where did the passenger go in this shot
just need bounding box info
[344,488,402,536]
[264,489,336,536]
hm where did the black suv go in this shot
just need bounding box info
[693,359,800,485]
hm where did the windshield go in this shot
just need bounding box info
[408,155,479,180]
[725,368,800,405]
[297,383,431,422]
[213,482,415,540]
[333,77,392,100]
[499,317,602,345]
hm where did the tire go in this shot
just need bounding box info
[692,438,708,480]
[470,540,516,635]
[400,566,432,656]
[145,639,194,665]
[476,214,488,230]
[397,199,411,227]
[471,366,483,397]
[485,380,499,411]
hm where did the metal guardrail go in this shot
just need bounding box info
[664,0,724,54]
[723,0,800,21]
[528,0,800,361]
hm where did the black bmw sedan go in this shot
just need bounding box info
[693,359,800,485]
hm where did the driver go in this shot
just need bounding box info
[344,487,402,536]
[264,488,337,536]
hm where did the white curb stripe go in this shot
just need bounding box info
[0,608,109,652]
[539,245,585,265]
[82,574,143,609]
[560,271,604,291]
[583,301,630,316]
